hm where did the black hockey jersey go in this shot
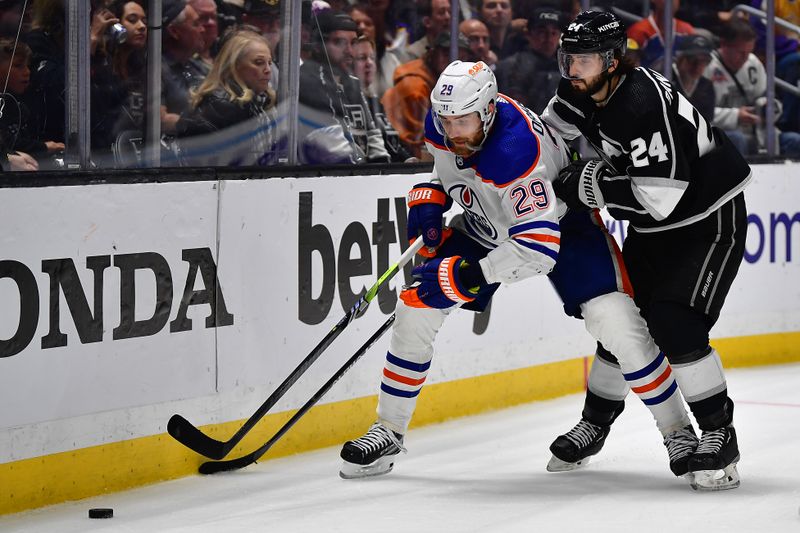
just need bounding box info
[542,67,752,232]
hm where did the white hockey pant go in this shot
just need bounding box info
[580,292,690,435]
[376,300,450,434]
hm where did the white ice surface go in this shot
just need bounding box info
[2,363,799,533]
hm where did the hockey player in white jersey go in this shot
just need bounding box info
[339,60,698,481]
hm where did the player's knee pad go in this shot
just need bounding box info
[580,292,660,372]
[647,301,709,357]
[388,298,450,362]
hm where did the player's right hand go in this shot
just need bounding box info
[407,182,452,257]
[400,256,476,309]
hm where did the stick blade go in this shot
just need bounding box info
[167,414,229,460]
[199,453,258,475]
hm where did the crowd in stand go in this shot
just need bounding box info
[0,0,799,170]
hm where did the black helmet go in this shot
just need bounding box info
[560,11,627,56]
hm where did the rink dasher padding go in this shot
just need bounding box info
[1,163,799,514]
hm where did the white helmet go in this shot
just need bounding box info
[430,60,498,146]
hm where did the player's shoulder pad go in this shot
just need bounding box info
[473,96,541,188]
[424,110,448,151]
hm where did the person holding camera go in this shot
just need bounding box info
[90,0,149,166]
[705,18,800,157]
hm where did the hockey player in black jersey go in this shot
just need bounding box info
[541,10,750,491]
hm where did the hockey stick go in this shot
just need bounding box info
[199,313,396,474]
[167,238,422,459]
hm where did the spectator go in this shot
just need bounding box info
[24,0,65,143]
[345,3,377,44]
[494,7,562,114]
[299,10,389,164]
[241,0,282,58]
[672,34,716,122]
[0,39,63,163]
[628,0,695,70]
[705,19,800,157]
[345,3,392,98]
[381,31,472,159]
[479,0,525,60]
[188,0,220,71]
[404,0,450,63]
[90,0,148,165]
[459,18,498,70]
[161,0,206,134]
[176,30,278,166]
[380,0,451,99]
[352,35,414,162]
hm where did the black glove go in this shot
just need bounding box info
[554,159,611,211]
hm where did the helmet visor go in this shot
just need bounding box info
[558,50,615,80]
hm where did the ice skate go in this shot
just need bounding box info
[688,425,740,491]
[340,422,406,479]
[547,402,624,472]
[663,424,699,478]
[547,419,613,472]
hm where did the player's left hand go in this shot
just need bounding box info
[400,256,486,309]
[554,159,610,211]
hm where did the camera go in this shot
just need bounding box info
[107,22,127,45]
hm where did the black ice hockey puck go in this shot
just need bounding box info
[88,508,113,519]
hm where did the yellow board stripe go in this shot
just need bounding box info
[2,331,799,516]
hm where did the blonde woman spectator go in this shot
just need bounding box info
[176,30,279,166]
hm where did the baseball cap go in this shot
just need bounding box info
[675,34,714,57]
[529,8,562,29]
[162,0,186,28]
[314,10,358,36]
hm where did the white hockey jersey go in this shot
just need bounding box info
[424,94,570,285]
[704,50,780,149]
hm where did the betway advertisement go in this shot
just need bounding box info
[1,165,798,455]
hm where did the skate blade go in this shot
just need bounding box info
[339,455,396,479]
[546,454,591,472]
[690,463,740,491]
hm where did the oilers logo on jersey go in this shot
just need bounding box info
[449,183,499,241]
